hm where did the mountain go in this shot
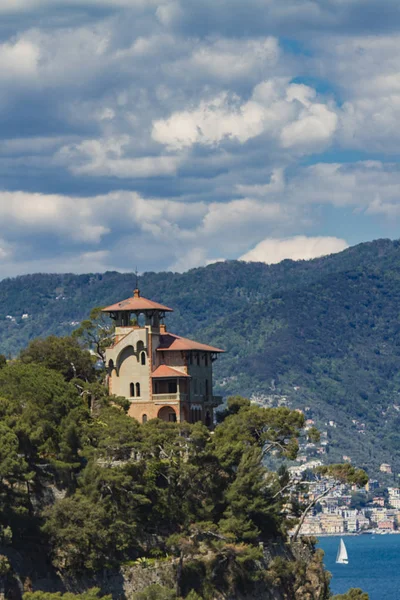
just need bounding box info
[1,237,400,477]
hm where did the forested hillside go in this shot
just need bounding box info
[1,238,400,475]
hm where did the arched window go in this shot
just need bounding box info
[142,414,148,424]
[136,382,141,397]
[197,353,200,366]
[141,352,146,365]
[205,411,212,427]
[205,379,209,396]
[130,382,135,397]
[205,354,208,367]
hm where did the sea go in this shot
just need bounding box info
[318,535,400,599]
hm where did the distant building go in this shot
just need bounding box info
[296,455,308,463]
[366,480,379,492]
[388,488,400,509]
[380,463,392,474]
[104,288,224,425]
[372,497,385,507]
[378,519,395,531]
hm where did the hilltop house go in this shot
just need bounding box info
[104,288,224,426]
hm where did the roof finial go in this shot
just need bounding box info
[134,267,140,297]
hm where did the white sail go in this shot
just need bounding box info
[336,538,349,564]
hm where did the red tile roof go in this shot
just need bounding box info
[152,365,190,378]
[102,289,173,313]
[157,332,224,353]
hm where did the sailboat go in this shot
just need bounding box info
[336,538,349,564]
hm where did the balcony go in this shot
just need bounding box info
[152,392,188,404]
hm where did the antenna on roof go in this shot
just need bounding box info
[135,266,139,289]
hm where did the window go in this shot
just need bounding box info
[197,353,200,366]
[205,354,208,367]
[130,382,135,397]
[136,382,141,397]
[190,353,193,365]
[141,352,146,365]
[169,412,177,422]
[205,379,209,396]
[191,407,202,423]
[142,414,148,424]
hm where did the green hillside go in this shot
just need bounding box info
[1,238,400,477]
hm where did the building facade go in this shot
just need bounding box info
[104,288,223,425]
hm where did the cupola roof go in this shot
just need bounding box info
[102,289,173,313]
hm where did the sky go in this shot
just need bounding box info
[1,0,400,277]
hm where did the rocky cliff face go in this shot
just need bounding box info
[2,538,330,600]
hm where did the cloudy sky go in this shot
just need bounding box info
[1,0,400,277]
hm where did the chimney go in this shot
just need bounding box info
[160,323,167,333]
[133,288,140,298]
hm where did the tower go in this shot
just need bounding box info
[103,288,223,426]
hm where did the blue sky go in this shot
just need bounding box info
[0,0,400,277]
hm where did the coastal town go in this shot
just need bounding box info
[295,472,400,536]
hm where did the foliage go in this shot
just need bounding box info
[20,336,96,382]
[0,291,370,599]
[317,464,368,488]
[23,590,111,600]
[332,589,369,600]
[72,307,114,366]
[132,585,178,600]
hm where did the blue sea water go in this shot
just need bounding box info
[318,535,400,599]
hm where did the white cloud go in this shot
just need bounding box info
[169,247,209,272]
[0,38,39,81]
[236,168,285,197]
[307,35,400,152]
[0,249,123,280]
[188,37,280,81]
[61,136,182,178]
[240,236,349,264]
[152,92,266,149]
[0,192,109,243]
[152,78,338,152]
[200,199,285,236]
[280,103,338,149]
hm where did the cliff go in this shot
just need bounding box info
[2,539,330,600]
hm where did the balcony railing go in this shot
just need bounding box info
[151,393,222,405]
[153,393,188,403]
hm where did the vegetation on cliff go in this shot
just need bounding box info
[0,332,368,599]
